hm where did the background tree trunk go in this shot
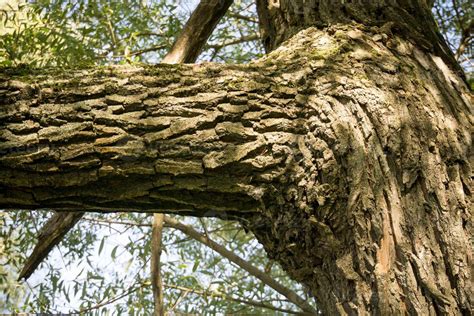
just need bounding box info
[1,2,472,314]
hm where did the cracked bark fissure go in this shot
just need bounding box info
[1,1,473,314]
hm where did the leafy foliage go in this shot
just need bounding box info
[0,0,262,66]
[1,211,309,314]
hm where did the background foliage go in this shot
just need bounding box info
[0,0,472,314]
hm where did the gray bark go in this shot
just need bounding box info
[1,2,472,314]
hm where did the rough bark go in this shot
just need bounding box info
[255,0,464,79]
[1,7,472,316]
[0,63,271,216]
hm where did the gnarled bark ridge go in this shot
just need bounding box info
[1,2,472,314]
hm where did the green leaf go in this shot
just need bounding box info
[98,237,105,255]
[192,259,200,272]
[111,245,118,260]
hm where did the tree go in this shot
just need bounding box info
[2,1,310,314]
[1,0,472,314]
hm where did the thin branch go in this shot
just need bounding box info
[18,212,84,281]
[72,282,146,314]
[134,31,166,38]
[456,33,472,60]
[163,217,318,315]
[228,11,258,23]
[127,45,168,57]
[73,280,307,315]
[151,214,165,316]
[168,288,191,312]
[83,216,152,227]
[105,16,118,49]
[207,34,260,50]
[163,283,309,315]
[433,4,455,51]
[451,0,466,32]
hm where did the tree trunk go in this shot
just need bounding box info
[1,1,472,314]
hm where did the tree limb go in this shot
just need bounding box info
[18,211,84,280]
[162,0,234,63]
[15,0,236,285]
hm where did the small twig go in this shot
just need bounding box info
[168,288,191,312]
[207,34,260,50]
[163,283,309,315]
[228,12,258,23]
[72,282,146,314]
[83,216,152,227]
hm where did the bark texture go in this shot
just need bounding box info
[244,28,473,314]
[1,23,472,316]
[16,0,235,286]
[1,63,268,216]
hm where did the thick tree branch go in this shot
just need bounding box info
[14,0,237,286]
[18,211,84,280]
[0,63,276,215]
[162,0,234,63]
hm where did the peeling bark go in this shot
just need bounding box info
[1,15,472,316]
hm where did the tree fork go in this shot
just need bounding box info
[1,4,472,315]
